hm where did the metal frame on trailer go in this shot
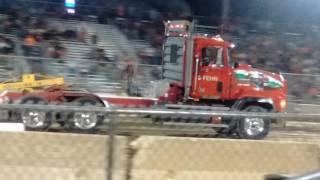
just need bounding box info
[0,103,319,122]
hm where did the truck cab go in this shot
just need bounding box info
[191,36,233,100]
[161,20,288,139]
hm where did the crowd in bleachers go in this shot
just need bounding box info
[0,0,317,100]
[107,0,319,77]
[107,2,320,100]
[108,0,191,65]
[0,3,95,73]
[0,35,14,55]
[222,24,320,99]
[0,0,319,75]
[222,21,320,75]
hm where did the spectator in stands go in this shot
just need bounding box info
[62,29,77,40]
[21,34,45,73]
[119,51,134,80]
[2,18,13,34]
[88,47,112,73]
[96,48,111,63]
[114,3,128,31]
[42,26,60,41]
[0,36,14,68]
[117,50,135,94]
[0,36,14,54]
[77,22,89,43]
[3,37,14,54]
[22,34,37,56]
[138,47,155,64]
[91,34,98,46]
[116,4,126,18]
[46,40,67,63]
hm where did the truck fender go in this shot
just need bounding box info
[221,98,275,134]
[90,94,110,108]
[16,95,49,104]
[231,98,275,112]
[73,94,109,108]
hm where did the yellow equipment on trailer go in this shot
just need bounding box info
[0,74,65,92]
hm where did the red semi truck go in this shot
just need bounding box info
[0,20,287,139]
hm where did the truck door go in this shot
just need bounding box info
[196,46,231,99]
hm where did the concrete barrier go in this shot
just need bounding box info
[0,132,128,180]
[1,132,320,180]
[130,136,320,180]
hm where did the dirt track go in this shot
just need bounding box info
[266,121,320,142]
[0,125,320,180]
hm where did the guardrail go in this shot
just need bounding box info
[1,103,320,119]
[0,103,320,134]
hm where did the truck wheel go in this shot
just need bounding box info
[237,105,270,140]
[69,97,104,132]
[18,96,50,131]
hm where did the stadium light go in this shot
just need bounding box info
[65,0,76,14]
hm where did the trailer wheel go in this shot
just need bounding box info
[18,96,50,131]
[69,97,104,132]
[237,105,270,139]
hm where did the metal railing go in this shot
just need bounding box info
[0,103,320,119]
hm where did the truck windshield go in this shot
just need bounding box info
[201,47,223,66]
[227,48,237,67]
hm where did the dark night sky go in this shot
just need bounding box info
[185,0,320,24]
[184,0,255,20]
[185,0,222,17]
[15,0,320,25]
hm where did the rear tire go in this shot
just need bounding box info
[68,97,104,133]
[17,96,50,131]
[237,105,270,139]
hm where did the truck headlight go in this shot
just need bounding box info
[279,72,285,82]
[280,99,287,109]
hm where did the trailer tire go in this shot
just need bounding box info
[69,97,104,133]
[237,105,270,139]
[17,95,51,131]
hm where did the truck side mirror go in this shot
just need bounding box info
[233,62,239,68]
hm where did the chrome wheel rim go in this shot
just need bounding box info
[73,112,98,130]
[22,110,46,128]
[243,117,265,136]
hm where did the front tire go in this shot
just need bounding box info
[237,105,270,139]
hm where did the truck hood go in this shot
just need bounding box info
[233,64,286,89]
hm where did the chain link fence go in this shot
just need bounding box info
[0,54,318,103]
[0,103,320,180]
[0,90,318,180]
